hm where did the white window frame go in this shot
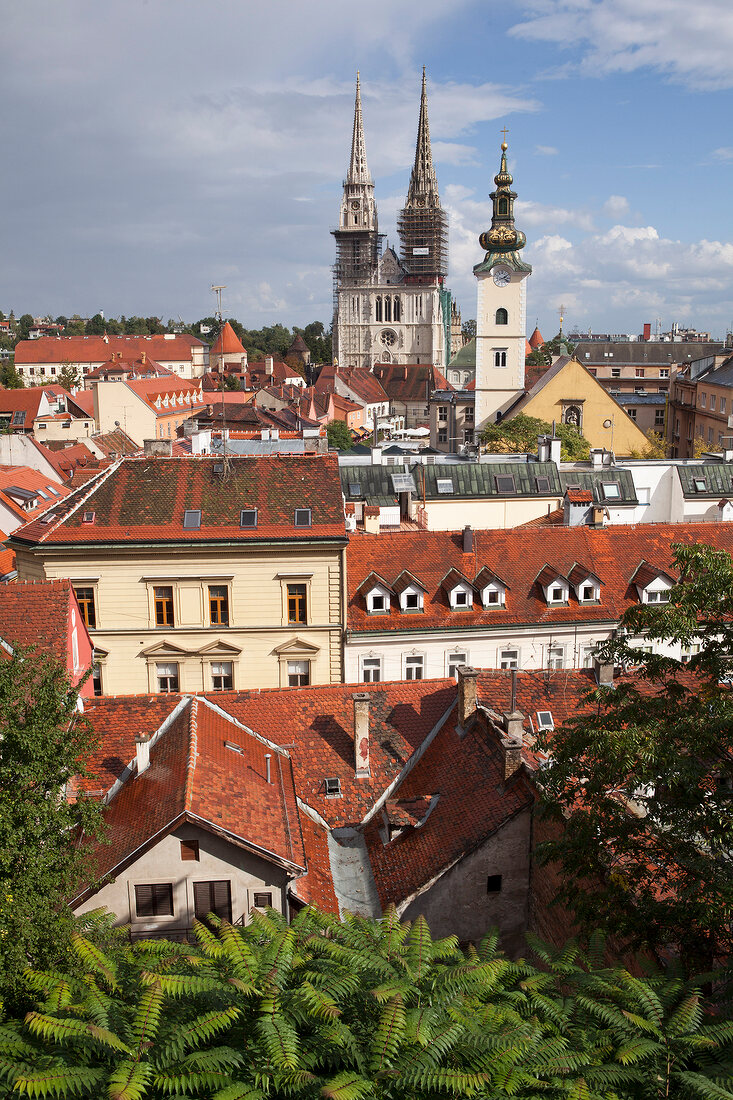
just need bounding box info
[546,645,564,670]
[499,647,519,670]
[403,654,425,681]
[481,583,505,608]
[493,348,508,368]
[447,651,468,678]
[360,655,382,682]
[211,660,233,691]
[546,582,568,605]
[367,585,391,614]
[449,583,473,610]
[399,586,423,613]
[287,659,310,686]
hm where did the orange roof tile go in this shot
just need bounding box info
[14,334,205,365]
[211,322,246,356]
[0,578,81,663]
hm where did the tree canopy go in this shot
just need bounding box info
[480,413,590,461]
[0,650,103,1009]
[327,419,354,451]
[1,908,732,1099]
[537,541,733,970]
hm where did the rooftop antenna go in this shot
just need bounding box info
[211,285,231,477]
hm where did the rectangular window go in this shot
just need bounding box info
[654,409,665,427]
[500,648,518,670]
[582,645,597,668]
[193,880,232,924]
[240,508,258,528]
[252,892,272,910]
[659,368,669,378]
[635,368,645,378]
[611,368,621,378]
[156,662,179,693]
[135,883,173,917]
[486,875,503,893]
[287,660,310,687]
[180,840,200,861]
[494,349,507,368]
[154,586,174,627]
[404,591,420,610]
[581,584,596,601]
[710,395,717,411]
[722,398,727,414]
[709,427,714,443]
[438,405,448,421]
[550,586,564,603]
[287,583,307,624]
[325,777,342,797]
[405,655,424,680]
[495,474,515,493]
[74,586,96,628]
[92,663,103,696]
[183,509,201,530]
[464,429,474,443]
[209,585,229,625]
[437,428,447,444]
[628,408,637,420]
[547,646,564,670]
[361,657,382,682]
[464,406,474,422]
[448,651,467,678]
[211,661,233,691]
[294,509,311,527]
[701,393,707,407]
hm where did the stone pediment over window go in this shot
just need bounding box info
[140,640,190,659]
[197,639,242,658]
[272,636,321,658]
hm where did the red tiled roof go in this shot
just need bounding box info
[70,390,94,416]
[566,488,593,504]
[0,386,64,423]
[529,326,545,349]
[211,322,246,356]
[90,429,139,458]
[13,454,346,545]
[14,334,205,365]
[78,696,305,896]
[124,377,205,416]
[0,578,77,662]
[338,367,389,404]
[372,364,453,402]
[346,523,733,634]
[0,466,71,523]
[364,711,533,910]
[85,356,174,380]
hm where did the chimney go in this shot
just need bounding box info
[590,448,604,469]
[462,525,473,553]
[593,655,615,687]
[371,446,383,465]
[353,692,370,778]
[265,356,274,376]
[500,733,523,780]
[457,664,479,726]
[643,322,651,342]
[135,733,150,775]
[364,505,380,534]
[144,438,173,457]
[265,753,272,784]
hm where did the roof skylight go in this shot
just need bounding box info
[183,509,202,529]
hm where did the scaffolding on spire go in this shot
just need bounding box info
[397,67,448,281]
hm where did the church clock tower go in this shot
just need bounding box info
[474,139,532,429]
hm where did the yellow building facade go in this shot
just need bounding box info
[514,356,650,456]
[11,455,347,695]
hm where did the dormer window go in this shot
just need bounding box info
[601,482,621,500]
[401,589,423,612]
[582,584,596,601]
[367,586,391,614]
[694,477,707,492]
[294,508,312,527]
[645,588,670,604]
[550,585,564,603]
[451,587,471,609]
[325,777,342,798]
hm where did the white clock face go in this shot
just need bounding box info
[493,267,511,287]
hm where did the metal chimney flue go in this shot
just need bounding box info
[135,733,151,775]
[265,753,272,784]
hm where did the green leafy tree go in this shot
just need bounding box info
[538,542,733,970]
[327,419,353,451]
[0,359,23,389]
[57,362,82,391]
[223,373,242,391]
[17,313,35,341]
[85,314,106,336]
[481,413,589,460]
[0,650,103,1010]
[65,316,85,337]
[2,911,733,1098]
[461,318,476,339]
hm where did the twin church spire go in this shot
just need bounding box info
[334,69,448,286]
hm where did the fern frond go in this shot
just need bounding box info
[24,1012,129,1054]
[130,980,164,1052]
[368,995,405,1074]
[192,919,225,958]
[141,972,218,997]
[320,1071,373,1100]
[218,924,260,987]
[107,1060,154,1100]
[172,1006,241,1054]
[212,1085,265,1100]
[405,916,433,982]
[402,1067,488,1095]
[674,1070,733,1099]
[11,1065,104,1097]
[667,992,703,1038]
[69,932,118,990]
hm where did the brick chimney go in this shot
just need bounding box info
[593,656,614,686]
[500,733,523,780]
[457,665,478,726]
[353,692,370,778]
[462,525,473,553]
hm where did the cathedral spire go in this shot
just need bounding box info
[478,137,528,262]
[398,67,448,279]
[347,71,371,184]
[406,66,440,207]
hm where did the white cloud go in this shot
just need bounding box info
[535,144,559,156]
[516,200,595,231]
[712,147,733,161]
[509,0,733,90]
[603,195,630,218]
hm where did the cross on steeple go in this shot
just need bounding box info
[501,127,509,143]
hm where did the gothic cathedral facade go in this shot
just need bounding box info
[473,141,532,429]
[332,71,450,370]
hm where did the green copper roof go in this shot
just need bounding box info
[449,339,476,369]
[474,251,533,275]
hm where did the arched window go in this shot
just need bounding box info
[375,296,382,322]
[495,308,508,325]
[498,195,509,216]
[494,349,507,368]
[384,296,392,323]
[393,296,401,322]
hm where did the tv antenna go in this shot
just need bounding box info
[211,284,230,477]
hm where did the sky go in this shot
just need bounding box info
[2,0,733,341]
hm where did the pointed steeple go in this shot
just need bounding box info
[406,67,440,207]
[347,71,371,184]
[398,67,448,279]
[478,138,528,262]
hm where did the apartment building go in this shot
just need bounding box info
[668,353,733,459]
[10,454,347,695]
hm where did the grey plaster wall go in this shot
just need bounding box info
[399,807,532,956]
[74,822,290,938]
